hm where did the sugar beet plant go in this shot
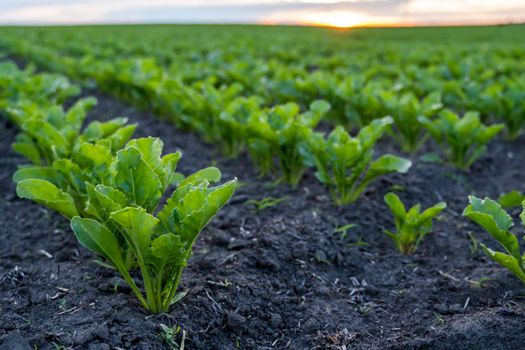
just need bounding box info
[218,96,264,157]
[418,109,503,169]
[4,62,238,313]
[247,99,330,186]
[70,137,237,313]
[383,91,443,153]
[463,196,525,283]
[13,101,138,218]
[17,136,238,312]
[300,117,412,205]
[384,192,446,255]
[10,97,135,166]
[14,122,237,314]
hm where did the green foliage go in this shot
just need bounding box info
[218,96,264,157]
[13,124,137,218]
[159,323,186,350]
[384,91,443,152]
[497,190,525,208]
[418,110,503,169]
[10,97,136,166]
[479,82,525,139]
[300,117,411,205]
[463,196,525,283]
[13,119,237,314]
[65,137,238,313]
[73,177,237,313]
[16,179,79,218]
[0,60,79,110]
[245,196,288,212]
[384,192,446,254]
[247,99,330,186]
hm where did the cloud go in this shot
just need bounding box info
[0,0,524,25]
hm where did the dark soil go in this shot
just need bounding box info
[2,86,525,349]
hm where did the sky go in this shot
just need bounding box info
[1,0,525,27]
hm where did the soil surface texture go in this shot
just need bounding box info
[2,86,525,349]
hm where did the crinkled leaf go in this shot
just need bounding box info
[71,216,127,272]
[16,179,78,218]
[113,146,162,211]
[364,155,411,182]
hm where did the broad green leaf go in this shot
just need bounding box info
[13,166,66,187]
[418,202,447,225]
[498,190,525,208]
[12,138,42,165]
[113,146,162,211]
[71,216,126,271]
[16,179,78,218]
[481,244,525,283]
[365,155,412,182]
[384,192,406,225]
[463,196,519,259]
[151,233,187,270]
[178,179,237,245]
[110,207,159,260]
[179,167,222,187]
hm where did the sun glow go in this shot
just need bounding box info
[262,10,402,28]
[299,11,371,28]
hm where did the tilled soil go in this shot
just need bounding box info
[1,88,525,349]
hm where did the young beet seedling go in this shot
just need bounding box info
[418,109,503,170]
[383,91,443,153]
[300,117,412,205]
[247,99,331,186]
[384,192,446,255]
[69,137,237,313]
[463,196,525,283]
[14,118,138,219]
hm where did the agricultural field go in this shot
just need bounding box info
[1,24,525,349]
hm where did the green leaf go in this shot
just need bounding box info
[13,166,66,187]
[151,233,188,270]
[71,216,126,270]
[463,196,519,259]
[498,190,525,208]
[22,119,70,159]
[418,202,447,224]
[85,184,127,220]
[384,192,406,225]
[178,179,237,245]
[16,179,78,218]
[481,244,525,283]
[12,138,42,165]
[110,207,159,258]
[365,155,412,182]
[113,146,162,211]
[178,167,222,187]
[125,137,181,189]
[358,116,393,151]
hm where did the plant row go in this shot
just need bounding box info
[2,58,525,310]
[0,36,511,207]
[0,60,237,313]
[0,27,523,147]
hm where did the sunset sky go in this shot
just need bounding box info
[1,0,525,27]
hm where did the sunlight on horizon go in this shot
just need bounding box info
[283,10,400,28]
[261,7,404,28]
[1,0,525,26]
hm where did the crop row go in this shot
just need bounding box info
[0,29,517,193]
[2,25,525,313]
[2,56,525,313]
[1,26,523,144]
[0,60,237,313]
